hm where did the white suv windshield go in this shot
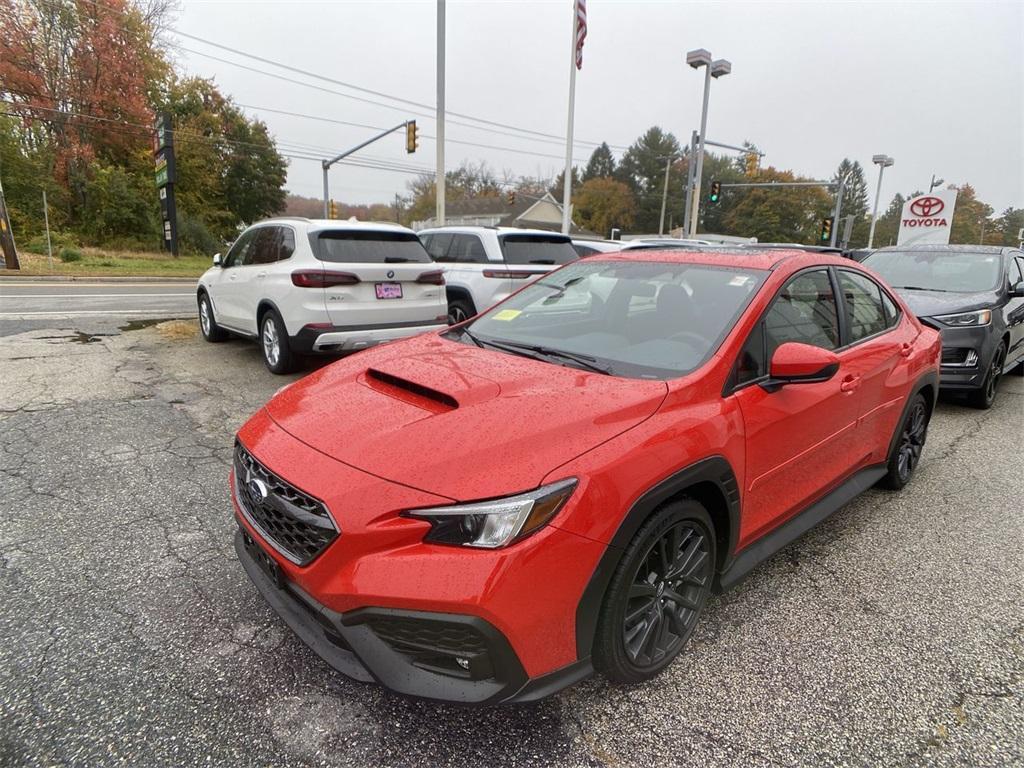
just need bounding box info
[863,250,1002,293]
[311,231,432,264]
[452,260,767,379]
[499,234,578,265]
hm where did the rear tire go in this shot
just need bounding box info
[966,342,1005,409]
[260,309,297,375]
[447,296,475,325]
[198,293,228,342]
[593,499,714,684]
[879,393,930,490]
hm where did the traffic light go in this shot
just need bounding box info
[506,190,516,205]
[329,199,337,219]
[820,216,834,242]
[405,120,418,154]
[708,180,721,204]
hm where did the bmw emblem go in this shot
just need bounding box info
[386,270,395,279]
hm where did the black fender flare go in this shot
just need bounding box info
[573,456,740,659]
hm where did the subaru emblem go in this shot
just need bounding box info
[246,471,268,503]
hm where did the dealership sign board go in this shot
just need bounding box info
[897,190,957,246]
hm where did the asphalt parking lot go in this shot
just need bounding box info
[1,314,1021,768]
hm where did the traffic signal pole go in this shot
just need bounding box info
[321,121,414,218]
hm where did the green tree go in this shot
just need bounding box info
[994,207,1024,246]
[573,177,636,236]
[582,142,616,181]
[871,193,905,248]
[721,167,833,243]
[80,162,155,242]
[616,126,682,232]
[549,166,581,204]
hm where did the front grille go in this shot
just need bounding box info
[234,443,338,565]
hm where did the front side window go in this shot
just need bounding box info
[838,270,888,342]
[453,260,767,379]
[500,234,578,266]
[863,250,1002,293]
[311,230,431,264]
[224,229,257,268]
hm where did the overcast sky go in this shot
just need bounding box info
[174,0,1023,213]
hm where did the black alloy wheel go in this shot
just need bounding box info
[594,500,714,683]
[880,393,930,490]
[968,342,1005,410]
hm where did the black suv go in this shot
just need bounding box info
[863,245,1024,408]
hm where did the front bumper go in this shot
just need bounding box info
[926,322,997,391]
[235,528,592,704]
[290,321,447,355]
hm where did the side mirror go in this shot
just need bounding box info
[1011,282,1024,298]
[762,342,840,392]
[213,253,223,267]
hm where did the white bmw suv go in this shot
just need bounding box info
[197,218,447,373]
[417,226,578,323]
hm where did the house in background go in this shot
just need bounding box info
[412,192,599,237]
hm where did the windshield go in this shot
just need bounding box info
[451,260,767,379]
[310,230,432,264]
[863,250,1002,293]
[499,234,578,265]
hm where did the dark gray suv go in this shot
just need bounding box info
[862,245,1024,408]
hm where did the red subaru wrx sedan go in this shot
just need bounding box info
[231,249,941,705]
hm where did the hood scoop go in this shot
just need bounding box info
[363,368,458,413]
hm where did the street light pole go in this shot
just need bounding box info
[658,155,673,235]
[867,154,894,249]
[928,174,944,193]
[685,50,730,237]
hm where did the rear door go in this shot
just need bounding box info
[833,268,912,464]
[313,229,444,328]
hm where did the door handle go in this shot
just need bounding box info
[256,271,268,279]
[899,342,913,357]
[840,375,861,393]
[228,273,238,281]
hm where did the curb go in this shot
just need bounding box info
[0,275,198,283]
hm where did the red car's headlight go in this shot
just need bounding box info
[404,478,577,549]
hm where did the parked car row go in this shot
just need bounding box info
[196,220,1024,408]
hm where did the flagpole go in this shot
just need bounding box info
[436,0,446,226]
[560,2,578,235]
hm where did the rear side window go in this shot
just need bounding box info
[250,227,295,265]
[838,270,888,342]
[310,230,431,264]
[500,234,578,265]
[448,234,489,263]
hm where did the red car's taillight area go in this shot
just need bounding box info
[291,269,360,288]
[415,270,446,285]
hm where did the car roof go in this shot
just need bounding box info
[255,218,417,235]
[586,247,854,272]
[874,244,1013,255]
[417,225,570,239]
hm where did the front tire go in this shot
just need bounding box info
[879,393,930,490]
[967,342,1005,409]
[198,292,228,342]
[593,500,715,684]
[260,310,297,375]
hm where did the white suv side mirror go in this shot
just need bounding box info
[213,253,223,267]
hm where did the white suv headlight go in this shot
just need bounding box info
[404,478,578,548]
[934,309,992,327]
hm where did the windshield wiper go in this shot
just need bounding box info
[535,275,585,299]
[892,285,952,292]
[483,338,614,375]
[459,327,485,348]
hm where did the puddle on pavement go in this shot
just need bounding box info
[37,332,117,344]
[118,318,174,332]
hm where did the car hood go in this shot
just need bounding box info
[893,288,997,319]
[264,333,668,500]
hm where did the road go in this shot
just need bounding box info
[0,312,1021,768]
[0,280,195,336]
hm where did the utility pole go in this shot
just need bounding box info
[394,193,401,224]
[0,169,19,270]
[436,0,446,226]
[829,178,845,248]
[658,155,673,235]
[682,131,697,237]
[43,190,53,270]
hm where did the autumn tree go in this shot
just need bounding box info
[406,161,502,223]
[721,167,833,244]
[573,177,636,237]
[948,183,995,244]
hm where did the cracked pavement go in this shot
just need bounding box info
[0,319,1021,767]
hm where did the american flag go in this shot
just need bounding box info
[575,0,587,70]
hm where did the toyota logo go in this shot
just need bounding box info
[386,270,395,279]
[910,196,944,217]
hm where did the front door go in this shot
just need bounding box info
[210,228,258,330]
[731,268,863,547]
